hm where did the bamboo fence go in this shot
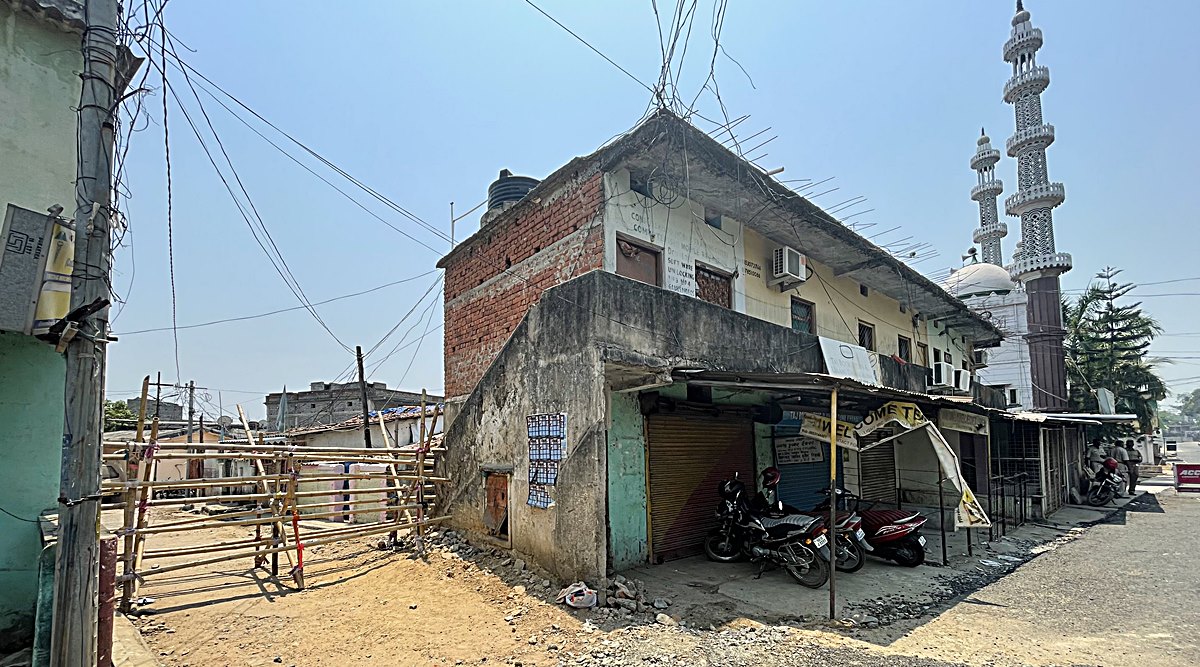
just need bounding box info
[109,397,447,612]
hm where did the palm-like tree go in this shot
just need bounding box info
[1063,267,1166,433]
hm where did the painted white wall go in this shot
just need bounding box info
[303,418,444,449]
[603,169,746,310]
[964,290,1032,410]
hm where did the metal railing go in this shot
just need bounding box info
[987,472,1030,540]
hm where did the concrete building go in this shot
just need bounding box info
[437,110,1007,584]
[0,0,85,650]
[123,397,184,421]
[286,404,444,449]
[264,382,436,430]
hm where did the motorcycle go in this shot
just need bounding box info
[704,474,832,588]
[752,467,868,573]
[1086,464,1125,507]
[815,488,927,568]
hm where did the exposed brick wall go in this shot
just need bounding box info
[443,169,605,398]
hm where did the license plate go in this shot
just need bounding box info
[814,534,828,547]
[855,528,866,541]
[917,535,927,546]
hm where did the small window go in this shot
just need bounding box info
[859,284,869,297]
[790,298,815,334]
[857,321,876,351]
[1009,389,1019,404]
[899,303,907,314]
[695,264,733,308]
[897,335,912,363]
[933,348,943,365]
[962,360,969,370]
[348,401,354,407]
[615,237,661,287]
[946,352,953,367]
[310,403,317,409]
[917,342,929,366]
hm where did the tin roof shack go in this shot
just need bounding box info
[286,404,444,449]
[438,111,1002,585]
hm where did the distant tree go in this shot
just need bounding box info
[103,400,136,432]
[1177,388,1200,422]
[1158,407,1182,428]
[1063,267,1167,435]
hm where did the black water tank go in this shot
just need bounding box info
[487,169,540,210]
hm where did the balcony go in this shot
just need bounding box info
[1003,66,1050,103]
[970,148,1000,171]
[1003,28,1043,62]
[973,222,1008,244]
[970,179,1003,202]
[1008,252,1073,279]
[1006,124,1055,156]
[1005,182,1065,216]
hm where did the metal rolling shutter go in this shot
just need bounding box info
[773,418,841,512]
[647,413,755,562]
[857,427,897,504]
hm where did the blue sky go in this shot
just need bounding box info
[107,1,1200,417]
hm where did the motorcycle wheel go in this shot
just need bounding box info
[703,532,743,563]
[836,538,866,573]
[786,552,828,589]
[891,539,925,568]
[1086,486,1114,507]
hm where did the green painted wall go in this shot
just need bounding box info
[0,4,82,216]
[0,5,80,648]
[0,333,66,648]
[606,392,648,570]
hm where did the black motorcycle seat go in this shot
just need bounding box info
[758,513,818,537]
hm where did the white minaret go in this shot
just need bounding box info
[1003,0,1070,278]
[1002,0,1070,410]
[970,129,1006,265]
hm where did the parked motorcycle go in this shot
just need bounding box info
[704,474,832,588]
[815,488,927,568]
[751,467,869,573]
[1086,459,1125,506]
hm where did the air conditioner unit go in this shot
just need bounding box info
[954,368,973,392]
[770,245,807,287]
[932,362,955,387]
[972,349,989,367]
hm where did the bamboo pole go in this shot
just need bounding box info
[119,377,150,613]
[375,407,402,543]
[239,407,293,573]
[102,440,448,454]
[128,418,160,599]
[119,515,452,581]
[101,451,439,465]
[99,488,442,510]
[100,472,447,491]
[284,453,305,588]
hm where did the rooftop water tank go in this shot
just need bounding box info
[487,169,539,210]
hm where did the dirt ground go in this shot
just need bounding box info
[123,491,1197,667]
[123,508,582,667]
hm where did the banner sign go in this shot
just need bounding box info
[800,413,857,449]
[819,337,880,386]
[938,408,990,436]
[1176,463,1200,492]
[776,436,825,465]
[854,401,928,437]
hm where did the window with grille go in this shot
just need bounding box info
[857,321,875,351]
[897,336,912,362]
[790,298,815,334]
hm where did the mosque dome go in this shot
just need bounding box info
[943,262,1017,298]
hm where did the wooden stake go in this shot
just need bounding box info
[119,378,150,613]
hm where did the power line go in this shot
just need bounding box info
[159,16,181,382]
[114,269,438,335]
[522,0,655,95]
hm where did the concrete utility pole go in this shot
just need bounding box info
[186,380,195,443]
[51,0,120,663]
[356,346,373,448]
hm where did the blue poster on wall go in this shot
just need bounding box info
[527,412,567,508]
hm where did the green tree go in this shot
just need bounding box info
[1063,267,1167,435]
[1177,388,1200,422]
[103,399,137,432]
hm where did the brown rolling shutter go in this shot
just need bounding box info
[647,413,755,562]
[857,427,897,504]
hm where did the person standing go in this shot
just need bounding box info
[1123,439,1142,495]
[1109,439,1130,497]
[1086,438,1107,475]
